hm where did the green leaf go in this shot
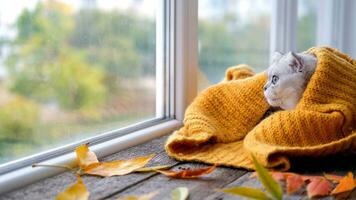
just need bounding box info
[134,165,172,172]
[171,187,189,200]
[252,155,283,200]
[219,187,271,200]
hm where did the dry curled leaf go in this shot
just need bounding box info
[56,176,89,200]
[156,165,216,178]
[286,173,304,194]
[331,172,356,195]
[119,191,158,200]
[306,177,332,198]
[83,154,155,177]
[75,144,99,169]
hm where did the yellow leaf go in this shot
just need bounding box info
[56,176,89,200]
[83,154,155,177]
[171,187,189,200]
[118,191,158,200]
[331,172,356,195]
[75,144,99,169]
[219,187,271,200]
[252,155,283,200]
[134,165,172,172]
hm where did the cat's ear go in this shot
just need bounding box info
[271,51,283,63]
[289,52,304,72]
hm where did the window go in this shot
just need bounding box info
[198,0,271,91]
[0,0,166,167]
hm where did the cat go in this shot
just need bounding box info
[263,51,317,110]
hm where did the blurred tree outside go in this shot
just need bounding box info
[0,0,156,163]
[198,11,270,88]
[6,1,106,111]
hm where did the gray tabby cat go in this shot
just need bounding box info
[263,51,317,110]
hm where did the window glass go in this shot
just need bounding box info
[0,0,157,164]
[198,0,271,91]
[297,0,317,51]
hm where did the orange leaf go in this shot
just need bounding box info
[83,154,155,177]
[157,165,216,179]
[271,172,287,181]
[75,144,99,169]
[56,176,89,200]
[286,173,304,194]
[306,177,332,198]
[331,172,356,195]
[324,173,344,183]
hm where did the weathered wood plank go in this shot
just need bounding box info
[1,136,177,200]
[106,163,247,200]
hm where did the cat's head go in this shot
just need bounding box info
[263,51,317,110]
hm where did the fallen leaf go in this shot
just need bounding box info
[75,144,99,169]
[286,173,304,194]
[56,176,89,200]
[252,156,283,200]
[219,187,271,200]
[306,177,332,198]
[324,173,344,183]
[156,165,216,178]
[83,154,155,177]
[171,187,189,200]
[270,172,287,181]
[134,165,172,172]
[119,191,158,200]
[331,172,356,195]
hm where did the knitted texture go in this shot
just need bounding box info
[165,47,356,171]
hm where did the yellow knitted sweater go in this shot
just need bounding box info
[165,47,356,171]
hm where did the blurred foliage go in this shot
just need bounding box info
[199,13,270,85]
[0,96,39,141]
[50,50,106,111]
[6,1,106,111]
[5,0,156,111]
[1,0,157,163]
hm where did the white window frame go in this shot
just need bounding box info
[1,0,355,194]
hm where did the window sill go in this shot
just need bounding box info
[0,119,182,194]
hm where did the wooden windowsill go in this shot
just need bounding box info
[2,136,355,200]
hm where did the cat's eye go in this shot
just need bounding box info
[272,75,279,84]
